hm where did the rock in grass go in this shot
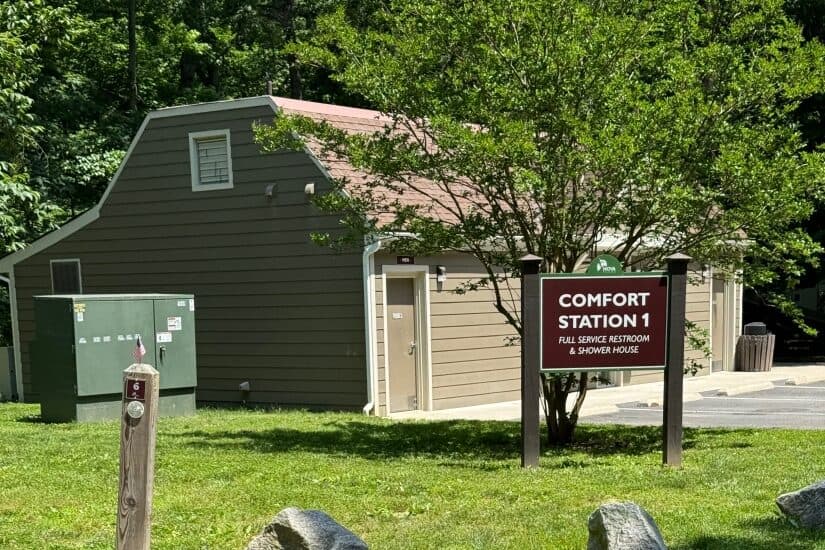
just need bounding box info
[246,507,368,550]
[776,480,825,529]
[246,529,282,550]
[587,502,667,550]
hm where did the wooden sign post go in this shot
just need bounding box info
[117,364,159,550]
[520,255,543,468]
[663,253,690,467]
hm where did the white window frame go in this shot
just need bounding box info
[50,258,83,294]
[188,129,234,192]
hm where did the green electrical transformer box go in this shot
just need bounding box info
[32,294,197,422]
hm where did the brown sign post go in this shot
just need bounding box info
[520,255,542,468]
[520,254,689,468]
[663,253,690,467]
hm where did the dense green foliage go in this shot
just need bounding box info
[767,0,825,321]
[257,0,825,443]
[0,0,371,258]
[1,404,824,548]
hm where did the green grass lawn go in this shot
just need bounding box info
[0,404,823,549]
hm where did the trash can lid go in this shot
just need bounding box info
[743,322,768,335]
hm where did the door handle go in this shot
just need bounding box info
[408,341,416,355]
[159,345,166,364]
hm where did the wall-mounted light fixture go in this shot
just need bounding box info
[436,265,447,283]
[304,182,316,196]
[265,183,275,200]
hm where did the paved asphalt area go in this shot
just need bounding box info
[583,380,825,429]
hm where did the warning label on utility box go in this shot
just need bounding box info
[541,274,668,370]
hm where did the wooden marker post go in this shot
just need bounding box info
[117,364,159,550]
[663,254,690,467]
[520,254,542,468]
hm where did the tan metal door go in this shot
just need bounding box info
[387,278,418,412]
[712,277,726,372]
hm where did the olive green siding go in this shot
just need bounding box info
[14,105,366,408]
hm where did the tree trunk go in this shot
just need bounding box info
[127,0,138,109]
[283,0,303,99]
[541,372,589,446]
[288,55,303,100]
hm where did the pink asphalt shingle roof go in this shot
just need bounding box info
[272,96,473,225]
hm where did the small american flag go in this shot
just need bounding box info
[133,336,146,363]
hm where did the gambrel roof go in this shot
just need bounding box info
[0,95,468,273]
[274,96,472,225]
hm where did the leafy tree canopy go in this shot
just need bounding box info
[257,0,825,443]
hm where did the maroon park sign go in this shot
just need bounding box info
[541,273,669,370]
[124,378,146,401]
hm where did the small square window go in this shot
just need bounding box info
[189,129,233,191]
[50,259,82,294]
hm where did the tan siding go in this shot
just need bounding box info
[375,253,520,412]
[623,370,665,386]
[434,378,519,401]
[684,273,711,377]
[430,312,509,328]
[15,105,366,407]
[436,390,518,411]
[372,255,722,408]
[375,286,387,416]
[735,280,743,336]
[625,273,712,386]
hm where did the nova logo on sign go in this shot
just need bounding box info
[541,273,668,371]
[586,254,623,275]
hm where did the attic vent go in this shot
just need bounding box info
[188,129,233,191]
[50,259,82,294]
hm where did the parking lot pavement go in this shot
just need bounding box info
[582,380,825,429]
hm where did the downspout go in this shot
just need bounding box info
[362,239,382,415]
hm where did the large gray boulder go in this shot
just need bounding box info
[246,530,282,550]
[776,480,825,529]
[587,502,667,550]
[246,507,368,550]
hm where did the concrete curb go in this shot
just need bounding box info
[714,381,776,397]
[578,389,711,417]
[579,405,622,417]
[394,364,825,423]
[785,373,825,386]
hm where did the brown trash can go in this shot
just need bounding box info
[735,334,776,372]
